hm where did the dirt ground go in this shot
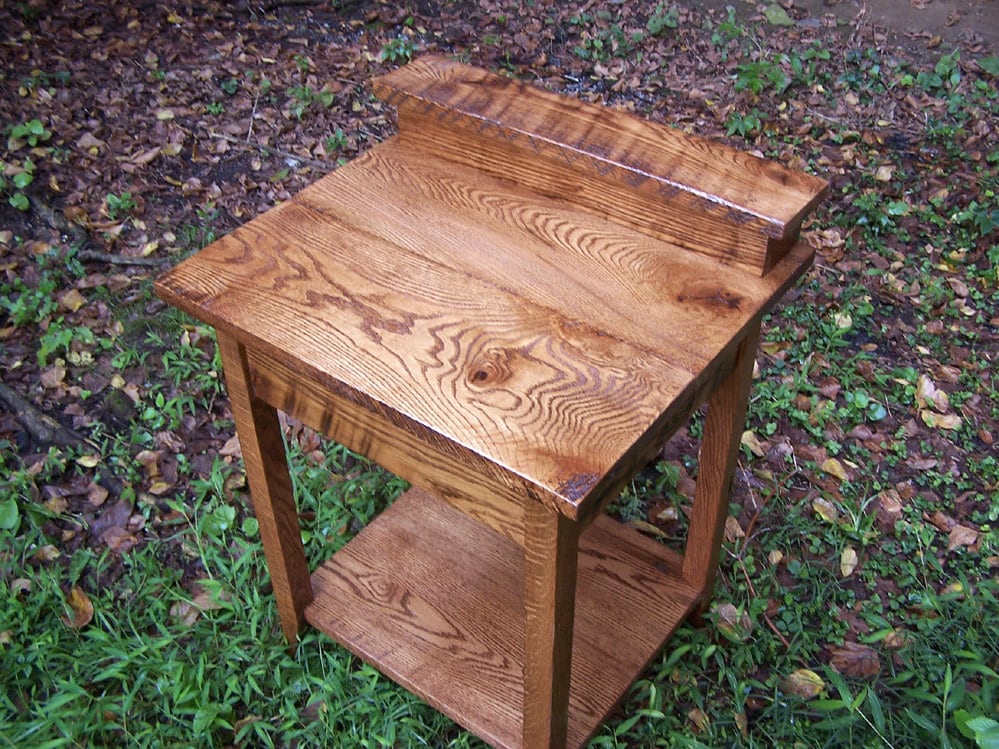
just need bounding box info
[733,0,999,51]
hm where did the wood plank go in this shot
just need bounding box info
[217,333,312,644]
[683,320,761,617]
[248,347,528,545]
[523,502,579,748]
[155,138,813,518]
[306,487,699,749]
[374,57,828,274]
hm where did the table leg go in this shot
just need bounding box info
[217,333,313,645]
[523,501,580,749]
[682,320,760,621]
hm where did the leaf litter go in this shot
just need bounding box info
[0,0,997,743]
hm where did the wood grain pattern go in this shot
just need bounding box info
[374,57,828,274]
[523,502,579,748]
[682,319,761,615]
[155,139,813,520]
[216,333,313,643]
[248,346,528,545]
[306,487,699,749]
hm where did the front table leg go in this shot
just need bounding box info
[523,501,580,749]
[217,333,313,644]
[682,320,761,620]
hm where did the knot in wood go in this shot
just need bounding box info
[676,286,742,310]
[467,348,514,387]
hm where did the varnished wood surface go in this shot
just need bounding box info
[374,57,828,274]
[523,502,579,748]
[155,138,813,519]
[216,334,313,642]
[306,487,699,749]
[683,318,761,614]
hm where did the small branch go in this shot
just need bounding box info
[77,249,168,267]
[738,558,791,650]
[0,381,88,449]
[208,132,331,170]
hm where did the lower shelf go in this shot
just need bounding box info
[305,487,700,749]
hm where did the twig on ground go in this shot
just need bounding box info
[76,250,168,267]
[0,381,89,449]
[208,132,332,170]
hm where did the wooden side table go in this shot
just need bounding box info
[156,57,826,749]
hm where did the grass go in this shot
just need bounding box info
[2,3,999,748]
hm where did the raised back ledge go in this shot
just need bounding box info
[373,56,829,276]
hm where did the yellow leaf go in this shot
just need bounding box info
[768,549,784,565]
[813,498,839,523]
[920,410,962,431]
[76,454,101,468]
[840,546,858,577]
[783,668,825,700]
[874,165,894,182]
[741,429,766,457]
[58,288,87,312]
[155,108,175,121]
[821,457,848,481]
[62,586,94,629]
[147,481,173,496]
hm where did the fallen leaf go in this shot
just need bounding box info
[715,602,753,642]
[58,288,88,312]
[829,642,880,678]
[821,457,848,481]
[920,410,962,431]
[741,429,766,457]
[813,497,839,523]
[874,164,894,182]
[840,546,858,577]
[626,519,664,537]
[948,524,980,552]
[764,4,794,26]
[768,549,784,565]
[783,669,825,700]
[687,707,710,733]
[724,515,745,542]
[62,586,94,629]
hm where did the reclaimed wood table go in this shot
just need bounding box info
[156,57,827,749]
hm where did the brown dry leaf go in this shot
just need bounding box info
[219,434,242,458]
[829,641,880,678]
[783,669,825,700]
[916,374,950,413]
[840,546,858,578]
[102,526,139,555]
[715,602,753,642]
[40,364,66,389]
[927,510,956,532]
[87,481,109,507]
[884,629,908,649]
[62,586,94,629]
[948,524,980,552]
[687,707,710,733]
[724,515,745,542]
